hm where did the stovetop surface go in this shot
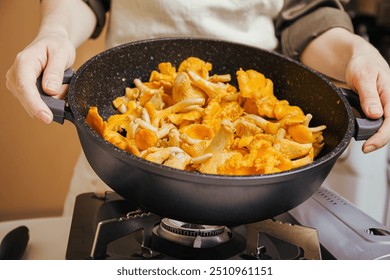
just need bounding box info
[66,192,332,260]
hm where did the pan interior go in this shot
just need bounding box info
[69,38,352,169]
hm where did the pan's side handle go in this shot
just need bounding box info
[36,68,74,124]
[339,87,383,140]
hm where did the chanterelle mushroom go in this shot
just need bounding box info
[188,70,229,102]
[146,98,205,127]
[172,72,206,103]
[198,120,235,174]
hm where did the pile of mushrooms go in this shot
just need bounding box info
[86,57,326,175]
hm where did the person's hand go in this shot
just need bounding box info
[345,44,390,153]
[6,34,76,124]
[300,27,390,153]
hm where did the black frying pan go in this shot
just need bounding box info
[39,38,381,226]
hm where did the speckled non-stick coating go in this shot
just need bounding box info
[66,38,354,225]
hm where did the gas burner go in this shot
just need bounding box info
[66,188,390,260]
[154,219,231,248]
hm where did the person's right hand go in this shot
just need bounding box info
[6,34,76,124]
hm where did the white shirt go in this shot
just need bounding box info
[106,0,283,49]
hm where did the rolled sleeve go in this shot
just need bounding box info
[276,0,354,59]
[82,0,110,38]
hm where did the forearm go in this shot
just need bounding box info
[300,27,381,83]
[38,0,97,48]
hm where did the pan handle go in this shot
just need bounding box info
[36,68,74,124]
[339,87,383,141]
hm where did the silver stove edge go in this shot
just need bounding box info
[289,186,390,260]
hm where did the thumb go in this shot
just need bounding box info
[41,46,75,96]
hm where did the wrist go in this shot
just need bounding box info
[38,0,96,48]
[301,28,365,82]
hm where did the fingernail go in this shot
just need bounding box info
[363,145,376,153]
[368,105,382,115]
[45,80,60,93]
[38,111,53,124]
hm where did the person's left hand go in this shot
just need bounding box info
[300,28,390,153]
[344,44,390,153]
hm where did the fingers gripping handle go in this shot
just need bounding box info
[339,88,383,140]
[36,69,74,124]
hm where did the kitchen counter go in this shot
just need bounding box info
[0,216,71,260]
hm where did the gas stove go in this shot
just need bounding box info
[66,186,390,260]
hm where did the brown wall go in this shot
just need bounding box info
[0,0,106,221]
